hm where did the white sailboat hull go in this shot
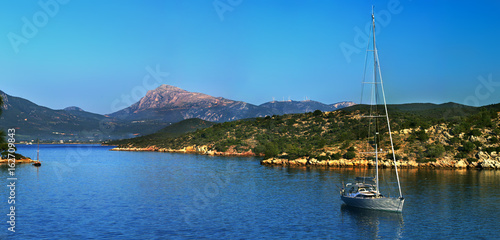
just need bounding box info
[341,195,404,212]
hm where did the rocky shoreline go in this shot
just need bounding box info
[261,151,500,169]
[110,146,500,169]
[110,145,262,157]
[0,158,37,165]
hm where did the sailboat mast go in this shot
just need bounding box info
[371,6,403,199]
[37,139,40,161]
[375,144,379,195]
[371,8,380,196]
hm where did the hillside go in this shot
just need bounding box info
[111,103,500,168]
[0,91,170,141]
[344,102,480,119]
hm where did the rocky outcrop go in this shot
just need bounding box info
[111,145,261,157]
[476,151,500,168]
[260,154,500,169]
[0,158,37,164]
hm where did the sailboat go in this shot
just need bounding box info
[32,140,41,167]
[340,7,404,212]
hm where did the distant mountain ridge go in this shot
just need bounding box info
[109,84,355,122]
[109,85,269,122]
[0,86,355,141]
[259,100,355,115]
[0,90,171,141]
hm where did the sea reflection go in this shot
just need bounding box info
[340,204,404,240]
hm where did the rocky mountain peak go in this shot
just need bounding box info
[130,84,235,112]
[109,85,359,122]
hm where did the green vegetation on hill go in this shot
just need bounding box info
[0,91,172,142]
[112,103,500,162]
[0,95,27,159]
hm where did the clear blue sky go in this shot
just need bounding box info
[1,0,499,114]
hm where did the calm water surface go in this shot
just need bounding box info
[1,145,499,239]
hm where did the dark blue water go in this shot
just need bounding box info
[1,145,499,239]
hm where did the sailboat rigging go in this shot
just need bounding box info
[32,139,41,167]
[340,7,404,212]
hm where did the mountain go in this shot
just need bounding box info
[109,85,272,122]
[0,91,170,142]
[109,85,355,122]
[0,86,355,141]
[259,100,355,114]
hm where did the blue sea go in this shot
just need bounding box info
[1,144,499,239]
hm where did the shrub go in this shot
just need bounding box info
[214,144,228,152]
[385,153,401,160]
[427,144,445,158]
[469,129,482,137]
[317,155,329,161]
[416,130,429,142]
[416,158,436,163]
[473,141,483,149]
[449,137,460,144]
[467,158,478,164]
[494,128,500,135]
[344,151,356,159]
[331,152,342,160]
[253,145,265,154]
[444,145,454,152]
[462,141,475,153]
[313,110,323,116]
[455,152,467,159]
[264,142,279,157]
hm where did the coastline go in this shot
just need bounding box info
[260,156,500,169]
[110,146,262,157]
[110,146,500,169]
[0,158,37,165]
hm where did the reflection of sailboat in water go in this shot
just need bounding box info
[32,140,41,167]
[341,204,404,239]
[340,7,404,212]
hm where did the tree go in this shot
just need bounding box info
[331,152,342,160]
[427,144,445,158]
[415,130,429,142]
[345,151,356,159]
[313,109,323,116]
[264,142,279,158]
[468,129,482,137]
[462,141,475,153]
[344,147,356,159]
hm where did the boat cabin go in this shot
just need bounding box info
[342,177,382,198]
